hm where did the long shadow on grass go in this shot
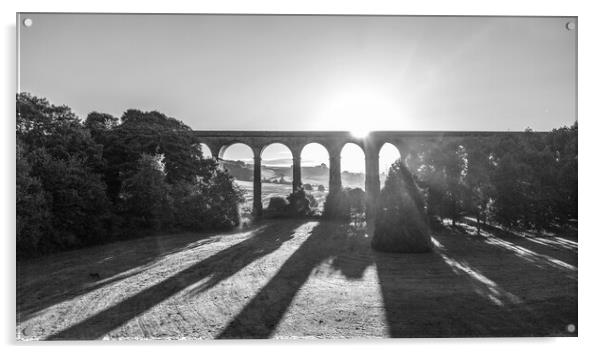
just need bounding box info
[459,218,578,266]
[218,220,372,339]
[46,220,306,340]
[375,248,537,337]
[218,217,578,338]
[430,222,578,335]
[375,222,577,337]
[17,230,231,322]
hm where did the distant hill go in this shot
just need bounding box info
[220,159,366,189]
[258,158,292,166]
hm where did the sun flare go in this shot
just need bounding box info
[317,87,403,134]
[350,128,370,138]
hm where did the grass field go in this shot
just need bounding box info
[17,217,577,339]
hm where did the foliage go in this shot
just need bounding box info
[462,138,494,233]
[16,94,113,257]
[171,169,244,230]
[89,109,210,200]
[16,142,51,256]
[346,188,366,216]
[15,92,578,257]
[372,161,432,253]
[25,148,113,253]
[17,93,106,173]
[267,197,289,210]
[263,188,319,218]
[286,187,315,217]
[118,154,172,231]
[323,190,351,221]
[84,112,119,133]
[264,197,291,218]
[405,123,578,230]
[16,93,245,258]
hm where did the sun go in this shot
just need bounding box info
[350,128,370,138]
[317,86,402,135]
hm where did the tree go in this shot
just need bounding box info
[94,109,210,200]
[17,93,112,256]
[411,140,466,226]
[16,141,51,256]
[488,132,558,229]
[84,112,119,133]
[118,154,172,231]
[546,123,578,223]
[347,187,366,225]
[287,187,313,216]
[323,190,351,220]
[16,93,247,257]
[171,167,244,229]
[372,161,432,253]
[463,138,494,234]
[389,126,578,231]
[26,148,113,250]
[438,142,467,226]
[17,93,105,172]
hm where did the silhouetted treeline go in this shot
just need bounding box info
[404,125,578,231]
[16,93,243,258]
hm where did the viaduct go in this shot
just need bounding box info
[193,130,524,216]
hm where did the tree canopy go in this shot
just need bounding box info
[403,124,577,231]
[16,93,243,258]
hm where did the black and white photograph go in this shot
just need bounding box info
[14,12,579,341]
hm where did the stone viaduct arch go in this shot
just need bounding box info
[193,130,527,217]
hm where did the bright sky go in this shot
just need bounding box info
[19,14,576,172]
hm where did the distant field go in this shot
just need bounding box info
[234,180,328,215]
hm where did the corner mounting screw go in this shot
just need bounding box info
[566,22,575,31]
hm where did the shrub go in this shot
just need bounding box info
[196,169,245,229]
[171,162,244,230]
[267,197,288,210]
[347,188,366,215]
[303,183,313,191]
[317,184,325,192]
[323,190,351,220]
[372,161,432,253]
[287,187,314,217]
[264,197,291,218]
[307,193,318,208]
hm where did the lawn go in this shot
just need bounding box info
[17,218,577,339]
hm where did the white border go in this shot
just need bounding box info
[3,1,601,354]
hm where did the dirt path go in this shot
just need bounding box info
[17,219,577,340]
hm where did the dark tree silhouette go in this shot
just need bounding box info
[372,161,432,253]
[16,93,244,257]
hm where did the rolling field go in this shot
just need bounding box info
[234,180,328,216]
